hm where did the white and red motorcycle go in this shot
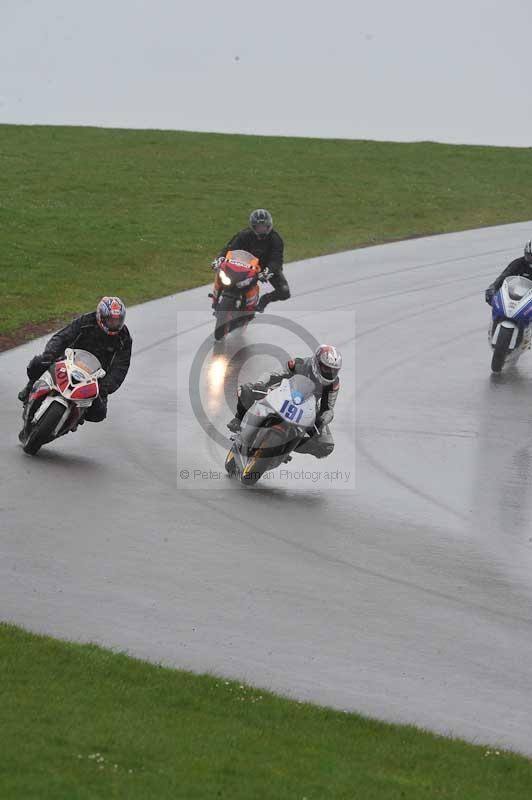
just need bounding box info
[19,348,106,455]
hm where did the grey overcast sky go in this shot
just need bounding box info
[1,0,531,146]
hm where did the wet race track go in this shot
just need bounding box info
[2,221,532,755]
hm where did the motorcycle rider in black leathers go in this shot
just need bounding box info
[18,297,132,426]
[212,209,290,313]
[485,240,532,304]
[227,345,342,458]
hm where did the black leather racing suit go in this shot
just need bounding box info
[217,227,290,307]
[24,312,132,422]
[235,357,339,458]
[488,257,532,294]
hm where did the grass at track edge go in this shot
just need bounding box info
[3,124,532,340]
[1,622,531,799]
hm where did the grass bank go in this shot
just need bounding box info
[1,623,530,799]
[1,124,532,339]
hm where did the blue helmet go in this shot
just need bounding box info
[96,296,126,336]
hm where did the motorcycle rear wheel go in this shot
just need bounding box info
[22,401,66,455]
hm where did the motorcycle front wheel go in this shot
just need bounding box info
[22,400,66,455]
[491,326,514,373]
[214,296,236,340]
[239,452,266,486]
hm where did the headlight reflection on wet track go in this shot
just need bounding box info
[206,355,229,409]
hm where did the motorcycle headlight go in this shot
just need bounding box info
[70,369,87,384]
[219,269,232,286]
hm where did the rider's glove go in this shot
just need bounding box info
[485,286,496,305]
[211,256,224,270]
[317,409,334,429]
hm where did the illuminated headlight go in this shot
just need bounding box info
[220,269,232,286]
[71,369,87,384]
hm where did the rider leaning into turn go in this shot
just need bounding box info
[485,240,532,304]
[18,296,132,425]
[212,209,290,313]
[227,344,342,459]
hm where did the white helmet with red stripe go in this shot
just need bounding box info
[96,296,126,336]
[312,344,342,386]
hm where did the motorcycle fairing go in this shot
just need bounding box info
[490,276,532,355]
[492,276,532,322]
[235,376,317,471]
[22,348,106,442]
[213,250,261,302]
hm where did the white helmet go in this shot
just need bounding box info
[524,240,532,264]
[312,344,342,386]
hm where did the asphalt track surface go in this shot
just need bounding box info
[2,221,532,756]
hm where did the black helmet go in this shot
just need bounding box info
[525,240,532,264]
[250,208,273,239]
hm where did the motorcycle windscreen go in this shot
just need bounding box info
[226,250,260,269]
[72,349,103,375]
[286,374,316,403]
[506,276,532,301]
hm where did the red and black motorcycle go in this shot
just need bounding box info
[209,249,269,340]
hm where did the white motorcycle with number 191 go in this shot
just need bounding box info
[225,375,323,486]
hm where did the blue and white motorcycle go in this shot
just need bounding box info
[489,275,532,373]
[225,374,324,486]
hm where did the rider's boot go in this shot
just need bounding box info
[256,294,271,314]
[227,417,242,433]
[18,381,32,404]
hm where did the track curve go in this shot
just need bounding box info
[2,221,532,755]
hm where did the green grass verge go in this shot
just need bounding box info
[2,124,532,335]
[1,623,530,799]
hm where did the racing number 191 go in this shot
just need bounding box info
[280,399,304,423]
